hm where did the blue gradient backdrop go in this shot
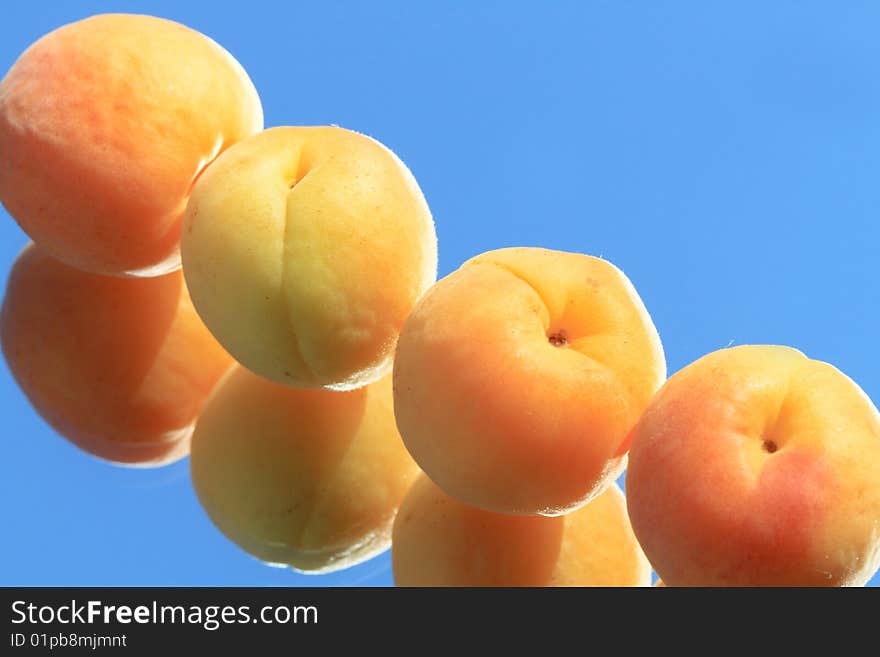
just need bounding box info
[1,1,878,586]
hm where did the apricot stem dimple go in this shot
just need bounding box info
[762,439,778,454]
[289,149,313,189]
[548,330,568,347]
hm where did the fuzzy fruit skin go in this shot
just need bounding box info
[0,244,233,466]
[190,369,421,573]
[181,126,437,390]
[626,344,880,587]
[392,476,651,587]
[393,247,665,515]
[0,13,263,276]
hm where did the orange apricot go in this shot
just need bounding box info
[0,13,263,275]
[0,244,233,465]
[190,369,420,573]
[393,247,665,515]
[626,345,880,586]
[181,126,437,390]
[392,476,651,587]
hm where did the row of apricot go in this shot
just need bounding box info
[2,14,879,586]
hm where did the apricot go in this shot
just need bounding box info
[0,244,233,466]
[392,477,651,587]
[181,126,436,390]
[626,345,880,587]
[189,368,420,573]
[0,13,263,276]
[393,247,665,515]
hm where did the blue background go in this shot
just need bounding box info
[1,1,878,587]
